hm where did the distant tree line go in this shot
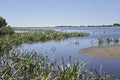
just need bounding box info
[113,23,120,26]
[0,16,14,35]
[56,23,120,27]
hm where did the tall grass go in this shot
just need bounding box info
[0,51,117,80]
[0,30,89,54]
[97,36,104,46]
[97,37,120,46]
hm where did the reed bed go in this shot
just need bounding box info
[97,37,120,46]
[0,30,88,55]
[0,51,117,80]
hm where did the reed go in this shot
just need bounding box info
[0,30,89,53]
[106,38,112,44]
[114,37,119,43]
[97,37,104,46]
[97,37,120,46]
[0,51,117,80]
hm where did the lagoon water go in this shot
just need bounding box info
[17,27,120,79]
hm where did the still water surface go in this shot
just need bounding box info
[18,27,120,78]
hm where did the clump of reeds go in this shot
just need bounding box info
[97,37,104,46]
[97,37,120,46]
[106,38,112,44]
[0,30,89,53]
[0,51,117,80]
[114,37,119,43]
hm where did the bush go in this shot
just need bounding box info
[0,16,7,28]
[0,26,14,35]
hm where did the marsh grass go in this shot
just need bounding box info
[0,30,89,53]
[106,38,112,44]
[113,37,119,44]
[97,37,120,46]
[97,37,104,46]
[0,51,117,80]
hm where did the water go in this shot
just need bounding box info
[17,27,120,79]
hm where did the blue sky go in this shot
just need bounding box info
[0,0,120,27]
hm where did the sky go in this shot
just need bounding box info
[0,0,120,27]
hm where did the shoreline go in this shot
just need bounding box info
[80,45,120,59]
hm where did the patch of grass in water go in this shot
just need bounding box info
[0,30,89,54]
[97,37,120,46]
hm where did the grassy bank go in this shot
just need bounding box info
[0,51,116,80]
[0,30,88,55]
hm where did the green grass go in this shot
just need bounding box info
[0,51,117,80]
[97,37,120,46]
[0,30,117,80]
[0,30,89,55]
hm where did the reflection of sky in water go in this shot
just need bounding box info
[16,27,120,79]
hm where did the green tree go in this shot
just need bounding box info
[0,16,7,28]
[0,16,14,35]
[113,23,120,27]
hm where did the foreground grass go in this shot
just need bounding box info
[0,51,117,80]
[0,30,88,55]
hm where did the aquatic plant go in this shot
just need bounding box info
[97,37,104,46]
[97,37,120,46]
[0,51,117,80]
[0,30,89,53]
[113,37,119,43]
[106,38,112,44]
[0,51,50,80]
[70,40,80,45]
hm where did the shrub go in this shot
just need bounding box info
[0,26,14,35]
[0,16,7,28]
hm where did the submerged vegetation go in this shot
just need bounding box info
[97,37,120,46]
[0,51,117,80]
[0,26,14,35]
